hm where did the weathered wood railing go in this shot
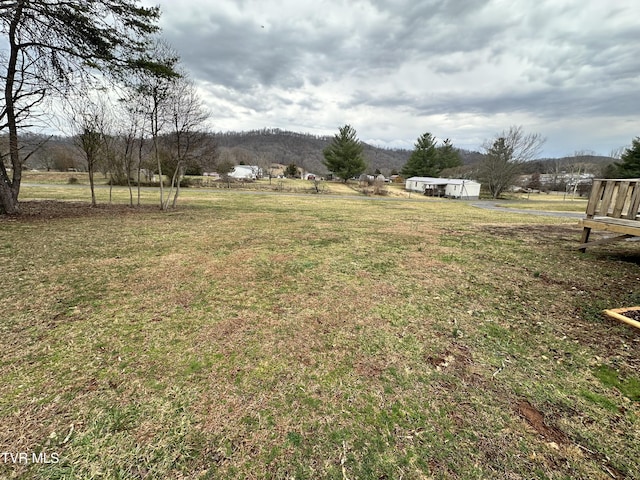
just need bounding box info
[579,178,640,252]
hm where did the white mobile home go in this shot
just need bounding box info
[405,177,481,200]
[228,165,262,180]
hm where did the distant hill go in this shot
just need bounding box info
[214,129,511,177]
[13,129,617,178]
[215,129,411,176]
[519,155,616,176]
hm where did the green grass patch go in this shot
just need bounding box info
[580,389,619,412]
[593,365,640,401]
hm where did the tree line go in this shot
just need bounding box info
[319,124,540,198]
[0,0,218,213]
[319,124,638,199]
[2,2,637,212]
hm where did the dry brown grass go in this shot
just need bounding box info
[1,190,638,479]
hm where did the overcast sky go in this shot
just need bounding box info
[148,0,639,158]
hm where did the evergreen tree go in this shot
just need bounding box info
[436,139,462,171]
[401,133,438,177]
[400,133,461,178]
[322,125,366,181]
[614,137,640,178]
[477,136,519,199]
[284,163,298,177]
[600,163,620,179]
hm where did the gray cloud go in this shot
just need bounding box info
[150,0,640,157]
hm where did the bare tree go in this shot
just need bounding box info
[161,74,210,209]
[122,39,180,210]
[564,150,595,199]
[117,74,155,206]
[0,1,162,214]
[111,93,148,206]
[126,40,180,210]
[255,153,275,184]
[609,146,626,161]
[67,94,112,206]
[477,126,545,198]
[49,142,79,171]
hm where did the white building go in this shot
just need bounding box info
[405,177,481,200]
[228,165,262,180]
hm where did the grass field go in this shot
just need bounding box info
[1,185,639,479]
[20,171,412,199]
[498,192,589,213]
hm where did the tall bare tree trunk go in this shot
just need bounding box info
[1,2,24,215]
[172,165,182,208]
[0,178,18,215]
[88,162,97,207]
[137,136,144,207]
[155,138,164,210]
[151,90,165,210]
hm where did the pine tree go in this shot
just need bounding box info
[436,139,462,171]
[400,134,461,178]
[322,125,366,182]
[477,137,519,199]
[401,133,438,178]
[284,163,298,177]
[614,137,640,178]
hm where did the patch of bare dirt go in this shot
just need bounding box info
[0,200,157,222]
[516,400,569,446]
[425,343,472,371]
[516,399,630,480]
[481,224,640,264]
[354,358,386,378]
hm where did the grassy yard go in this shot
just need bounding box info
[498,193,589,213]
[1,186,638,479]
[21,171,410,198]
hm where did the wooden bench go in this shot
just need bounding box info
[579,178,640,252]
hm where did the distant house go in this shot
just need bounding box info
[228,165,262,180]
[405,177,481,200]
[533,173,594,188]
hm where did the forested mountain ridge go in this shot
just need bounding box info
[8,129,616,178]
[215,129,412,175]
[215,130,617,177]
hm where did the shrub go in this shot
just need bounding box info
[372,179,388,196]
